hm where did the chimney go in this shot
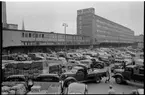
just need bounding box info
[2,2,7,28]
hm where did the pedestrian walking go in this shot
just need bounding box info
[105,67,110,83]
[108,85,115,94]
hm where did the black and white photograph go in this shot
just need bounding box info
[1,0,144,94]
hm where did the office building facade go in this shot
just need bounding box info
[77,8,135,45]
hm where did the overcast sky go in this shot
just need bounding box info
[6,1,144,35]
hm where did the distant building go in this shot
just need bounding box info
[134,34,144,43]
[77,8,135,45]
[134,34,144,49]
[2,29,90,48]
[7,24,18,30]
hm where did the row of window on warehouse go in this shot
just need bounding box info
[22,32,90,41]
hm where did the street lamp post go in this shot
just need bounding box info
[62,23,68,52]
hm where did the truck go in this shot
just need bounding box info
[112,64,144,87]
[60,64,107,83]
[2,60,63,80]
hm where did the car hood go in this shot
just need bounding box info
[63,71,76,75]
[114,69,124,73]
[68,83,86,94]
[32,82,60,94]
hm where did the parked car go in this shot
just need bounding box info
[79,60,92,68]
[67,82,88,94]
[2,75,33,94]
[111,63,124,73]
[67,60,81,69]
[98,56,110,66]
[28,74,61,94]
[91,58,105,69]
[28,53,44,60]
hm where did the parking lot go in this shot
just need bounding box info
[2,47,144,94]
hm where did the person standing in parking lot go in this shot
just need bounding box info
[105,67,110,83]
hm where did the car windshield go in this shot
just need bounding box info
[5,77,25,82]
[80,61,90,65]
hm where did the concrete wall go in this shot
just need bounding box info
[3,30,22,47]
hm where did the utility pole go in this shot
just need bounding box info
[62,23,68,52]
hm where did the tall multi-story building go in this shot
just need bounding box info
[77,8,135,45]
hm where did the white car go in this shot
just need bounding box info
[67,82,88,94]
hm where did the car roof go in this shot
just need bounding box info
[7,75,26,78]
[126,65,137,68]
[80,60,91,62]
[114,63,122,65]
[68,82,86,92]
[72,66,83,69]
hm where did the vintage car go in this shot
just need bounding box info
[111,63,124,73]
[61,77,88,94]
[2,83,27,95]
[112,65,144,87]
[66,82,88,94]
[60,64,107,83]
[98,56,110,66]
[90,58,105,69]
[113,59,125,64]
[28,53,45,60]
[27,74,61,94]
[79,60,92,68]
[2,75,32,94]
[2,75,29,86]
[66,60,81,69]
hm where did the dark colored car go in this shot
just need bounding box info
[28,53,44,60]
[60,64,106,83]
[91,58,105,69]
[29,74,61,94]
[112,65,144,87]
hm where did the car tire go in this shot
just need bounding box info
[115,76,123,84]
